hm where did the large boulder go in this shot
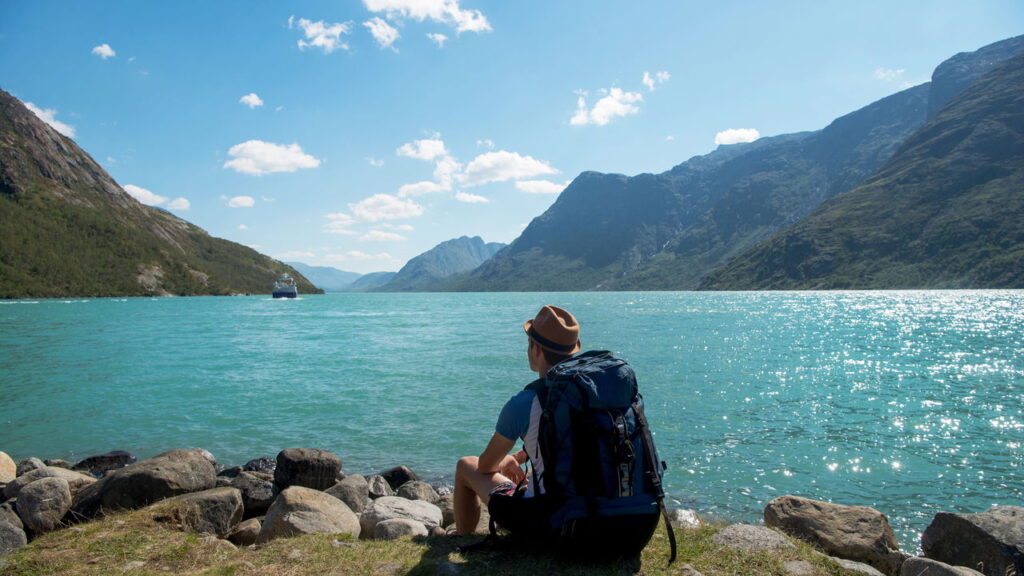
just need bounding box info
[0,502,22,531]
[43,459,71,470]
[16,477,72,535]
[712,523,795,552]
[273,449,341,492]
[921,506,1024,576]
[367,475,394,499]
[375,518,428,540]
[435,494,455,528]
[0,521,27,556]
[325,475,369,514]
[765,495,903,575]
[257,486,360,543]
[4,467,96,501]
[72,451,136,478]
[15,458,45,477]
[243,457,275,474]
[900,557,984,576]
[0,453,15,483]
[156,487,243,537]
[71,449,217,519]
[379,466,417,491]
[228,472,274,518]
[360,496,443,537]
[396,481,439,503]
[228,518,261,546]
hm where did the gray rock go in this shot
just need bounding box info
[229,471,274,518]
[360,496,443,537]
[193,449,217,467]
[200,534,237,552]
[396,481,438,503]
[367,475,394,499]
[243,457,275,473]
[273,448,341,492]
[43,460,71,470]
[921,506,1024,576]
[72,451,136,478]
[675,565,706,576]
[374,518,428,540]
[257,486,360,543]
[71,449,217,519]
[0,502,22,531]
[15,458,45,478]
[16,477,72,535]
[217,466,244,479]
[0,521,27,556]
[900,557,985,576]
[765,495,903,576]
[157,487,243,537]
[435,494,455,528]
[215,477,232,488]
[4,467,96,501]
[325,475,369,514]
[783,560,815,575]
[669,508,702,529]
[834,557,887,576]
[712,523,795,552]
[0,452,15,483]
[228,517,261,546]
[379,466,417,491]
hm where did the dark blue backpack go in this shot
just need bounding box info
[525,350,676,562]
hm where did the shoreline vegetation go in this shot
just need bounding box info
[2,449,1020,576]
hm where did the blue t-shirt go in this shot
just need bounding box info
[495,388,537,441]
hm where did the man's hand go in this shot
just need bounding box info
[499,454,526,484]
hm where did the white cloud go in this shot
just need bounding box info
[571,88,644,126]
[360,230,405,242]
[123,184,167,206]
[349,193,423,222]
[455,191,489,203]
[92,44,115,59]
[381,223,414,231]
[367,157,385,167]
[239,93,264,108]
[364,17,400,50]
[325,212,358,235]
[427,32,448,47]
[223,140,320,176]
[277,250,317,261]
[364,0,491,34]
[228,195,256,208]
[460,150,557,187]
[515,179,568,195]
[166,197,190,210]
[289,16,352,53]
[642,70,671,91]
[398,180,445,197]
[396,137,447,161]
[238,224,249,230]
[874,67,906,81]
[714,128,760,145]
[665,135,676,141]
[433,155,462,188]
[476,138,495,150]
[324,250,392,261]
[24,102,75,138]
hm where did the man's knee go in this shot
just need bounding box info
[456,456,479,479]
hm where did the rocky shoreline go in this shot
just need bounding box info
[1,448,1021,576]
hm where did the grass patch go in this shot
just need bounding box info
[0,509,871,576]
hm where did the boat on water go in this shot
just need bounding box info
[272,274,298,299]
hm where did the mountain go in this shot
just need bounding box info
[344,271,397,292]
[457,84,929,291]
[927,35,1024,119]
[286,262,362,292]
[701,51,1024,289]
[0,89,319,298]
[375,236,505,292]
[456,35,1023,292]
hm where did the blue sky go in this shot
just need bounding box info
[2,1,1021,274]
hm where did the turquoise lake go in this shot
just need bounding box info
[1,291,1021,549]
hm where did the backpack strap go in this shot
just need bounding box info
[633,399,677,564]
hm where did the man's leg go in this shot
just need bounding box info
[454,456,511,534]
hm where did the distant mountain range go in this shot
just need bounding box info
[286,262,362,293]
[0,89,319,298]
[454,35,1024,291]
[375,236,505,292]
[702,50,1024,289]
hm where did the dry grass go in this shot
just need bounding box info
[0,508,869,576]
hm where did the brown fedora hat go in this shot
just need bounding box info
[524,305,581,355]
